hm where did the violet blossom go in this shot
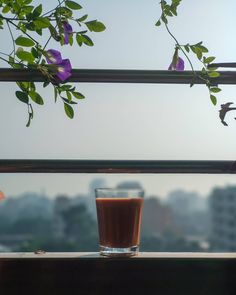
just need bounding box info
[45,49,72,82]
[62,21,73,45]
[56,59,72,81]
[168,48,185,71]
[45,49,62,64]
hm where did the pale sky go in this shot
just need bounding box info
[1,0,236,199]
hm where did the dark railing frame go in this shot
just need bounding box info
[1,68,236,295]
[0,159,236,174]
[1,68,236,84]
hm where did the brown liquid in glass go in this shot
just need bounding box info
[96,197,143,248]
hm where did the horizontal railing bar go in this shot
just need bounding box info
[209,62,236,68]
[1,252,236,259]
[0,68,236,84]
[0,160,236,173]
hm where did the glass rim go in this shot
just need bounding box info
[95,187,144,198]
[95,187,144,196]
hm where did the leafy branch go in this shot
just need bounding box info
[0,0,106,126]
[156,0,221,106]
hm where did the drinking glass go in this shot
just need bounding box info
[95,188,144,257]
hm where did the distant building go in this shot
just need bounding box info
[165,190,210,247]
[166,189,207,215]
[53,194,71,238]
[209,186,236,251]
[142,197,178,236]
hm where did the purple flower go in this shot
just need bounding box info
[168,48,185,71]
[45,49,62,64]
[62,21,73,45]
[45,49,72,82]
[55,59,72,81]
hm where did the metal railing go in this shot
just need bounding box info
[0,67,236,173]
[0,159,236,174]
[1,68,236,84]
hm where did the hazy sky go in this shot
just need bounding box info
[1,0,236,198]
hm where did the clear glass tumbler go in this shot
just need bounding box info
[95,188,144,257]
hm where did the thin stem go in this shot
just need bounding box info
[160,0,211,86]
[160,1,195,75]
[1,16,57,21]
[0,55,29,68]
[1,17,26,21]
[6,21,16,58]
[0,51,12,57]
[7,19,39,45]
[0,56,10,64]
[42,0,66,17]
[42,36,52,54]
[165,24,195,73]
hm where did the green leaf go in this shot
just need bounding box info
[198,45,208,53]
[76,33,83,46]
[208,71,220,78]
[22,5,34,16]
[161,14,168,24]
[192,47,202,59]
[31,47,40,58]
[155,20,161,26]
[59,85,74,91]
[207,66,218,71]
[85,20,106,32]
[83,35,94,46]
[210,94,217,105]
[15,91,29,104]
[76,34,94,46]
[195,41,203,46]
[56,7,72,17]
[25,22,36,31]
[64,103,74,118]
[165,9,173,16]
[48,25,60,41]
[72,91,85,99]
[32,4,42,17]
[43,81,50,88]
[15,36,35,47]
[61,97,77,104]
[68,33,73,46]
[30,82,36,91]
[24,0,33,4]
[17,82,29,91]
[2,6,10,13]
[65,0,82,10]
[16,50,35,63]
[77,14,88,22]
[184,45,190,53]
[204,56,215,64]
[29,91,44,105]
[66,91,72,102]
[201,67,207,75]
[170,5,178,16]
[210,87,221,93]
[34,17,50,29]
[190,45,196,53]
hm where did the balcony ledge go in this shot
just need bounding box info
[0,252,235,295]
